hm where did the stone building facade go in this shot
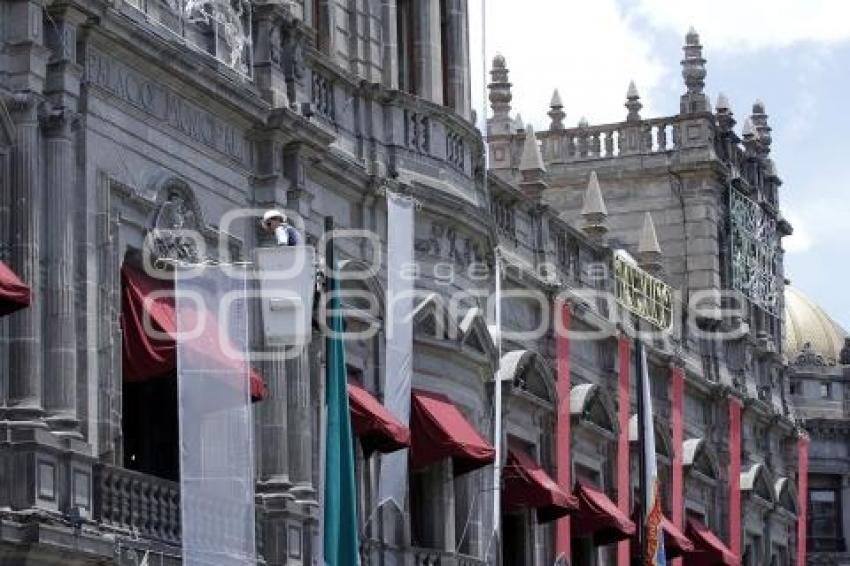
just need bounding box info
[0,0,805,564]
[784,287,850,566]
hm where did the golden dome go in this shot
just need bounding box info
[784,286,847,362]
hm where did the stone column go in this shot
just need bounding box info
[7,95,44,427]
[442,0,471,118]
[288,343,316,503]
[257,347,292,494]
[381,0,399,89]
[41,5,86,436]
[413,0,443,104]
[42,108,79,434]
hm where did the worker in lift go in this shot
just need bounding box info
[262,209,302,246]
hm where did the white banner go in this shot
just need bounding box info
[175,265,256,565]
[378,193,415,511]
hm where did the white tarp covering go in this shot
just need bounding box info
[378,193,415,511]
[175,265,256,565]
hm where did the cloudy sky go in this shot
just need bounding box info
[469,0,850,329]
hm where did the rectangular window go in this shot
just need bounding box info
[821,382,832,399]
[410,462,446,549]
[789,380,800,395]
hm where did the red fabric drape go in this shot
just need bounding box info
[120,265,266,401]
[572,481,636,546]
[671,365,685,566]
[617,335,632,565]
[503,442,578,523]
[685,518,740,566]
[0,261,31,316]
[797,435,810,566]
[347,381,410,456]
[409,388,495,475]
[555,301,572,556]
[728,398,742,558]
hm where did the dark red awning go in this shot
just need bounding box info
[685,518,739,566]
[348,381,410,455]
[121,265,266,401]
[630,512,694,559]
[503,443,578,523]
[571,481,636,545]
[410,388,495,475]
[0,261,31,316]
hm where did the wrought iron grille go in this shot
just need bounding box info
[124,0,253,78]
[729,188,780,315]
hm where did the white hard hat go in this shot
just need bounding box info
[262,209,286,225]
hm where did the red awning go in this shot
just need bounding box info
[348,381,410,455]
[410,388,495,475]
[630,512,694,559]
[120,265,266,401]
[0,261,31,316]
[503,442,578,523]
[571,481,636,545]
[685,518,739,566]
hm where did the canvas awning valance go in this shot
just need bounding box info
[120,265,266,401]
[409,389,495,475]
[503,441,578,523]
[348,381,410,456]
[571,481,636,545]
[0,261,31,316]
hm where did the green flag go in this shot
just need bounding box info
[323,265,361,565]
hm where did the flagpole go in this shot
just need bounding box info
[491,250,503,564]
[635,318,647,566]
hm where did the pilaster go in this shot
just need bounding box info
[6,93,44,427]
[288,343,316,504]
[41,106,80,436]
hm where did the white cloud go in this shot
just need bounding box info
[469,0,668,128]
[631,0,850,50]
[783,196,848,256]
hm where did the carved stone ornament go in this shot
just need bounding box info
[791,342,833,367]
[146,189,204,264]
[415,221,486,267]
[183,0,252,75]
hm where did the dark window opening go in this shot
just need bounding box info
[440,0,451,108]
[410,463,445,549]
[121,257,180,482]
[396,0,415,94]
[502,511,529,565]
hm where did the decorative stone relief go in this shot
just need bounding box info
[791,342,832,367]
[414,220,485,267]
[146,189,203,264]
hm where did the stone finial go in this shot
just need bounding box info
[637,212,663,275]
[578,116,589,128]
[741,117,757,139]
[488,53,513,134]
[518,125,547,201]
[680,27,708,114]
[840,337,850,365]
[581,171,608,240]
[625,80,642,122]
[716,92,736,134]
[750,99,772,153]
[513,113,525,132]
[519,125,545,175]
[548,88,566,130]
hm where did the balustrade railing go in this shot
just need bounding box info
[537,116,682,162]
[94,464,181,545]
[411,547,486,566]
